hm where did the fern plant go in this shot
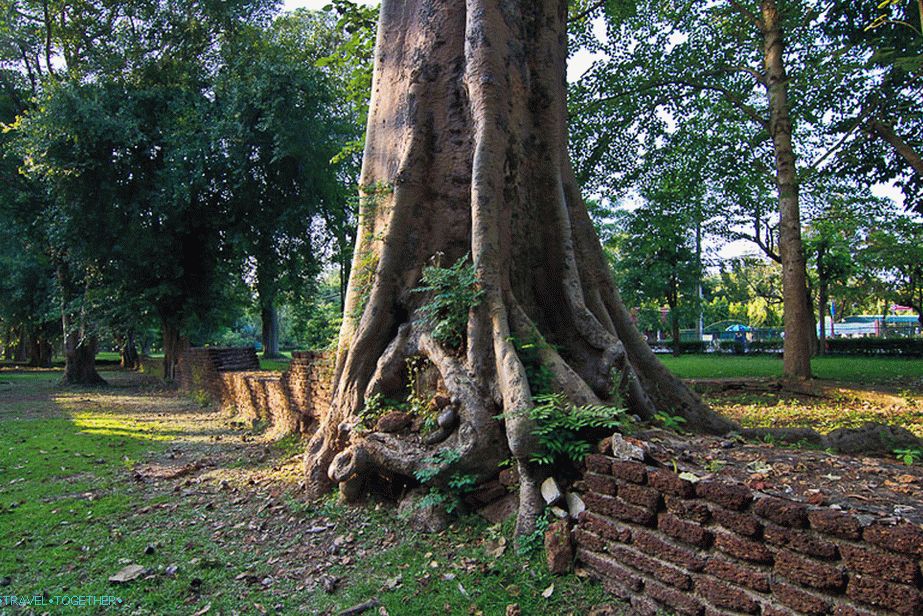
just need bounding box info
[413,254,483,348]
[528,393,628,465]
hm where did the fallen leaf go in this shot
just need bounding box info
[108,564,145,584]
[542,584,554,598]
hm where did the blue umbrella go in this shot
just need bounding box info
[725,324,751,332]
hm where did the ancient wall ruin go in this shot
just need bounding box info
[176,347,333,437]
[575,453,923,616]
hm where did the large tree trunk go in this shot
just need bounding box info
[761,0,812,381]
[27,331,53,368]
[3,326,13,361]
[13,325,27,363]
[304,0,734,533]
[260,304,281,359]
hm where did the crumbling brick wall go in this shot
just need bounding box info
[176,347,333,437]
[576,453,923,616]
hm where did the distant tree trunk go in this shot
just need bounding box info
[304,0,734,534]
[27,331,53,368]
[58,264,105,386]
[120,330,139,371]
[61,329,103,385]
[261,304,281,359]
[816,254,828,356]
[161,320,184,383]
[761,0,813,380]
[3,326,12,360]
[13,326,27,363]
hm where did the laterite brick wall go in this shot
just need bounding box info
[576,453,923,616]
[176,347,333,436]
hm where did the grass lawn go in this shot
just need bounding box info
[661,354,923,383]
[0,369,613,615]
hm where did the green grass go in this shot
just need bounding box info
[660,354,923,382]
[0,370,617,615]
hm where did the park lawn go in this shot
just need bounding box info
[0,370,613,615]
[660,354,923,383]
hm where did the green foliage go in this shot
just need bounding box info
[894,447,923,465]
[414,255,483,349]
[516,512,551,556]
[653,411,687,433]
[413,447,463,484]
[528,394,628,466]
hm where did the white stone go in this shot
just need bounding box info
[541,477,563,505]
[564,492,585,518]
[611,433,645,461]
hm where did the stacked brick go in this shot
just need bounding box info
[176,347,334,438]
[576,453,923,616]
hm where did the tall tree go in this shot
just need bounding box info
[304,0,734,534]
[570,0,879,380]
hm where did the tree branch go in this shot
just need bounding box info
[727,0,763,30]
[869,118,923,179]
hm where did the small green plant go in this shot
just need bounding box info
[516,511,551,555]
[414,447,463,484]
[653,411,687,433]
[526,393,627,466]
[190,389,211,408]
[894,447,923,465]
[508,331,554,395]
[413,254,483,348]
[704,459,726,473]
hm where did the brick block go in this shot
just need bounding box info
[754,496,808,528]
[648,468,695,497]
[714,530,774,563]
[832,605,879,616]
[863,522,923,558]
[846,574,923,615]
[664,494,711,523]
[703,556,770,592]
[763,524,839,560]
[711,507,763,538]
[607,544,692,590]
[658,513,713,548]
[808,509,862,540]
[696,480,753,510]
[585,472,617,497]
[616,481,661,511]
[631,528,707,572]
[763,606,799,616]
[774,549,845,591]
[574,528,606,553]
[770,580,832,616]
[645,579,705,616]
[585,454,613,475]
[695,577,760,614]
[575,548,643,593]
[611,461,647,484]
[585,492,657,527]
[580,511,632,543]
[839,543,918,585]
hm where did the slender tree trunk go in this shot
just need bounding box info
[870,119,923,179]
[817,275,828,357]
[3,326,13,361]
[261,304,281,359]
[13,325,27,363]
[761,0,812,380]
[303,0,734,533]
[26,331,52,368]
[161,320,184,383]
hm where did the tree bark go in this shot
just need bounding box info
[304,0,735,533]
[3,326,13,361]
[870,119,923,179]
[58,264,105,386]
[120,330,139,371]
[161,320,186,383]
[261,304,281,359]
[27,331,53,368]
[817,262,828,357]
[760,0,813,380]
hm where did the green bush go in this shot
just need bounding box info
[527,393,628,466]
[827,337,923,357]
